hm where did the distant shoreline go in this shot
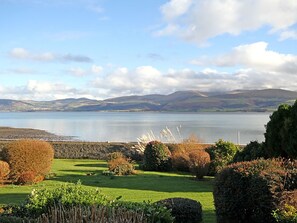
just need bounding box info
[0,127,73,141]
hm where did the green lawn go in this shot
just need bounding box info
[0,159,216,223]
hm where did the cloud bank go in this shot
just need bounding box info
[157,0,297,44]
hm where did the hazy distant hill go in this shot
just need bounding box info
[1,89,297,112]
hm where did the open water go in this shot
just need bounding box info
[0,112,271,144]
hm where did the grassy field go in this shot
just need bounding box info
[0,159,216,223]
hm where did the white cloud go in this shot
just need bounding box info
[9,48,92,63]
[279,29,297,41]
[0,80,92,100]
[191,42,297,74]
[160,0,193,21]
[1,62,297,100]
[157,0,297,44]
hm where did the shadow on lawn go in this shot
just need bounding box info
[0,193,28,205]
[51,168,214,193]
[74,163,107,168]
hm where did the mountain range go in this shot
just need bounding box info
[1,89,297,112]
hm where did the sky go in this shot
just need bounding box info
[1,0,297,100]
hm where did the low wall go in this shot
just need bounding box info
[0,141,142,161]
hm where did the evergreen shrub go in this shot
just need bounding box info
[157,197,203,223]
[264,101,297,159]
[213,159,297,223]
[2,139,54,181]
[233,140,267,162]
[142,141,171,171]
[206,139,239,175]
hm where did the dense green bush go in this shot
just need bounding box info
[143,141,171,171]
[2,139,54,181]
[156,197,203,223]
[113,201,174,223]
[265,101,297,159]
[233,140,267,162]
[213,159,297,223]
[5,182,174,223]
[206,139,239,175]
[14,182,109,218]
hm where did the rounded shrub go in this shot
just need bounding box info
[172,152,190,172]
[188,150,211,179]
[206,139,239,175]
[2,139,54,181]
[142,141,171,171]
[0,160,10,182]
[107,157,135,175]
[213,159,297,223]
[171,145,190,172]
[233,140,267,162]
[156,197,203,223]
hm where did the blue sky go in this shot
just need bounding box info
[1,0,297,100]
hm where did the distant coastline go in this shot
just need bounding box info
[0,127,73,141]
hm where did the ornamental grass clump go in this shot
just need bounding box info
[2,139,54,183]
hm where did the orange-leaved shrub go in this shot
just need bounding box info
[171,137,207,173]
[107,152,125,161]
[188,150,211,179]
[17,171,36,185]
[0,160,10,182]
[2,139,54,182]
[171,148,190,172]
[108,157,135,176]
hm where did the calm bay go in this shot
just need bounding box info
[0,112,271,144]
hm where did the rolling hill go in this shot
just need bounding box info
[1,89,297,112]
